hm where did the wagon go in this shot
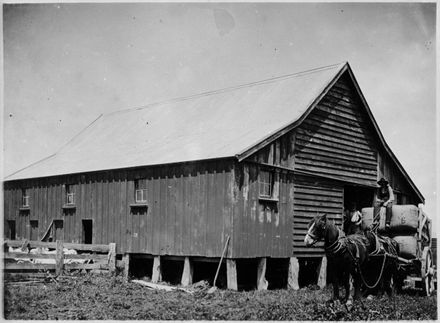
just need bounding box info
[362,205,436,296]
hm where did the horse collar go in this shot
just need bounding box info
[325,229,345,255]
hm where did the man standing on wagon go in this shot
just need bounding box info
[373,177,395,232]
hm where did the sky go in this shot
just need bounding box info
[2,3,437,226]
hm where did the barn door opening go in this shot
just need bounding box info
[82,219,93,244]
[6,220,16,240]
[343,186,375,213]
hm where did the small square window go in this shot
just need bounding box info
[21,189,29,207]
[135,179,147,203]
[65,185,75,205]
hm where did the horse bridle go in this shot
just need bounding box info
[307,221,347,255]
[305,222,323,246]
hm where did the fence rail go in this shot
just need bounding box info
[3,239,116,276]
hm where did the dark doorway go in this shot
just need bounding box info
[236,258,259,291]
[161,258,184,285]
[298,257,321,288]
[343,185,375,212]
[6,220,16,240]
[82,219,93,244]
[192,260,227,289]
[266,258,289,289]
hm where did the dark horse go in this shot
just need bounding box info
[304,213,369,302]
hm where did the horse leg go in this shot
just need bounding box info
[332,279,340,301]
[352,274,362,300]
[377,278,384,297]
[385,262,398,298]
[342,273,351,303]
[385,276,393,297]
[328,259,339,302]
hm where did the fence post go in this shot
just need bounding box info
[123,254,130,282]
[109,243,116,273]
[56,240,64,276]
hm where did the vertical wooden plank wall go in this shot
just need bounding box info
[3,160,234,257]
[236,133,295,258]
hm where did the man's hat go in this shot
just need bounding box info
[377,177,388,185]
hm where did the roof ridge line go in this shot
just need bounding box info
[104,62,347,117]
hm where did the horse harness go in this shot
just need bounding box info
[325,227,398,289]
[324,228,362,262]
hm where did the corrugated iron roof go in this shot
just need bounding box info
[4,62,426,203]
[6,62,345,180]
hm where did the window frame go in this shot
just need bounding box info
[258,168,280,202]
[132,179,148,207]
[135,188,147,203]
[21,188,29,207]
[259,170,273,198]
[65,184,75,205]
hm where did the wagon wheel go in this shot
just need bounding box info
[421,247,435,296]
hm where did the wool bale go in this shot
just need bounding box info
[361,205,419,233]
[393,235,419,259]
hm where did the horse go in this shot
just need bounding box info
[304,213,369,302]
[343,211,400,297]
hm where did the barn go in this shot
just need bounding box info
[3,62,424,289]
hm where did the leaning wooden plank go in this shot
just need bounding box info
[40,220,54,242]
[4,273,49,280]
[4,263,57,270]
[5,281,45,285]
[131,280,193,294]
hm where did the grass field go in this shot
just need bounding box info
[3,273,437,320]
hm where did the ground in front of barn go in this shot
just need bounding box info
[3,274,437,320]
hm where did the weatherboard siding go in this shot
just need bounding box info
[294,74,379,187]
[292,175,344,256]
[3,160,234,257]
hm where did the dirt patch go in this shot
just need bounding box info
[3,274,437,320]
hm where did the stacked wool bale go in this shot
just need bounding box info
[361,205,420,259]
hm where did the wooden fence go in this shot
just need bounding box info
[3,239,116,277]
